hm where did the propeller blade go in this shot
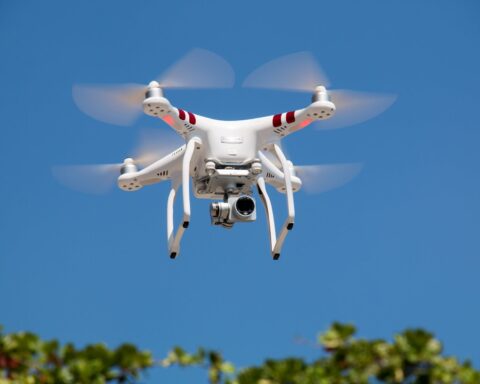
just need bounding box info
[295,163,363,194]
[317,90,397,130]
[158,48,235,89]
[72,83,146,126]
[53,129,184,194]
[259,149,362,194]
[73,49,234,126]
[243,52,396,129]
[132,129,184,167]
[243,51,330,91]
[52,163,123,194]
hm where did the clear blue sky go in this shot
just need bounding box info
[1,0,479,381]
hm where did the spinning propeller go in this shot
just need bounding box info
[243,51,396,130]
[52,130,183,194]
[72,48,235,126]
[294,163,363,194]
[260,148,362,194]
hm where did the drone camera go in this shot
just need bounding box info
[234,196,255,217]
[210,195,256,227]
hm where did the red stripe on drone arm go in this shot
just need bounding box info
[178,109,186,120]
[286,111,295,124]
[188,112,196,125]
[273,114,282,127]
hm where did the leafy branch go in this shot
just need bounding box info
[1,323,478,383]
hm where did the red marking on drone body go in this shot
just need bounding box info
[178,109,186,120]
[273,114,282,127]
[286,111,295,124]
[188,112,196,125]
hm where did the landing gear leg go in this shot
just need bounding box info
[257,143,295,260]
[166,138,201,258]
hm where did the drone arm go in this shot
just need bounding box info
[257,97,335,141]
[143,95,199,137]
[257,150,302,193]
[117,145,186,191]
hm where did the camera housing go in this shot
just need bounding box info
[210,195,256,228]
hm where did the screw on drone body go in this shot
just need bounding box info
[251,161,262,175]
[205,160,216,176]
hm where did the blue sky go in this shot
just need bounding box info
[0,0,479,381]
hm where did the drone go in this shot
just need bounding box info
[56,49,395,259]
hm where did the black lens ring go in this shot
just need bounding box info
[235,196,255,216]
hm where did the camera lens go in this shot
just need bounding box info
[235,196,255,216]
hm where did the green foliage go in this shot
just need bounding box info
[234,323,480,384]
[1,323,478,383]
[0,327,153,383]
[161,346,235,384]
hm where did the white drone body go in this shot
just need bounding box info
[63,50,395,260]
[117,82,335,259]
